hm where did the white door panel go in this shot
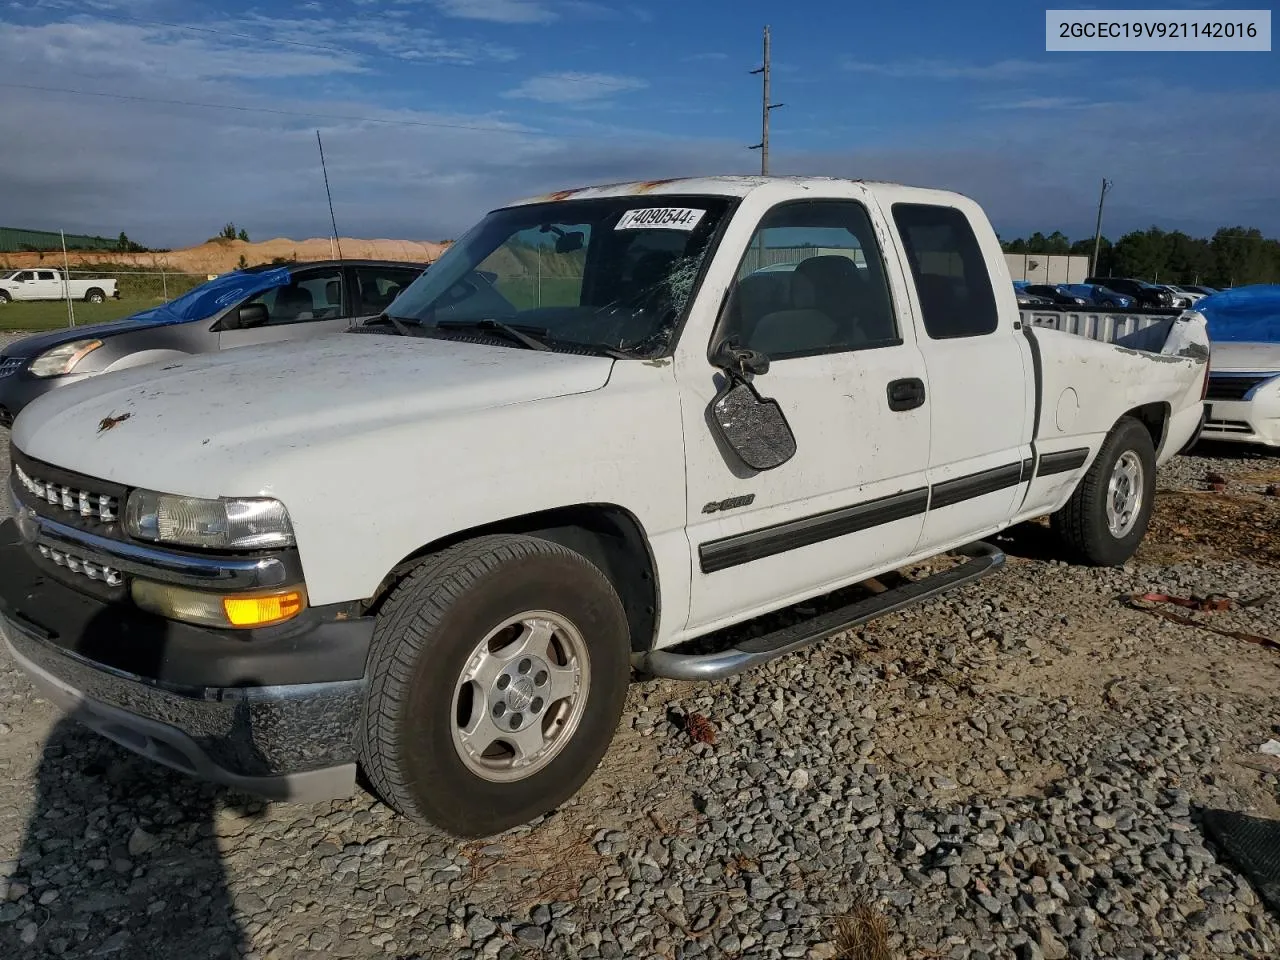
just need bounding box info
[882,197,1034,549]
[681,349,930,630]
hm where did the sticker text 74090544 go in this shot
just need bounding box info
[615,208,707,231]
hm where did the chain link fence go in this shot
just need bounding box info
[63,268,212,302]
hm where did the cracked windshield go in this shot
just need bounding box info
[384,197,732,356]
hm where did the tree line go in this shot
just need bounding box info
[1000,226,1280,288]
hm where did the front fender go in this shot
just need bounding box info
[102,350,192,374]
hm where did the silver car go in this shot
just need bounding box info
[0,259,425,427]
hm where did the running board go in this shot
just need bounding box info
[639,541,1006,681]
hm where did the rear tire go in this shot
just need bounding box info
[1050,416,1157,566]
[84,288,105,304]
[358,534,631,838]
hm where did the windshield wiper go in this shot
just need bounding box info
[435,319,553,352]
[359,313,424,337]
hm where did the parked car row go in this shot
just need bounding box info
[1014,280,1134,308]
[1013,277,1222,311]
[0,259,426,426]
[0,176,1213,837]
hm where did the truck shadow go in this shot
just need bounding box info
[2,597,280,959]
[988,519,1063,563]
[4,717,260,959]
[1187,439,1279,461]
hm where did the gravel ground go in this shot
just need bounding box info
[1,340,1279,958]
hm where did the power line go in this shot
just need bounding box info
[0,81,554,136]
[88,11,646,90]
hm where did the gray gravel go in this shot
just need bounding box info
[0,355,1278,958]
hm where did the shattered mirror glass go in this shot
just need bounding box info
[711,380,797,471]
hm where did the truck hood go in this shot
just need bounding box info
[12,332,615,496]
[1210,341,1280,373]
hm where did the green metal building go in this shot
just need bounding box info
[0,227,119,253]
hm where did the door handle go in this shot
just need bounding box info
[886,378,926,412]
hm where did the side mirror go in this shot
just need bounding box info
[709,377,797,472]
[236,303,269,328]
[555,231,585,255]
[710,337,770,376]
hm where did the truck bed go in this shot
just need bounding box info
[1019,306,1186,351]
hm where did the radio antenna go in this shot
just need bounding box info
[317,130,343,260]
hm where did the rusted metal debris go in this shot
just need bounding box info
[1137,592,1233,611]
[1125,593,1280,653]
[1204,471,1228,492]
[685,712,717,745]
[96,411,132,433]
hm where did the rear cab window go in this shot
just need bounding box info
[891,203,998,339]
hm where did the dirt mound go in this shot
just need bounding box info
[2,236,450,275]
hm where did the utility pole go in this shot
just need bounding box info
[748,26,784,175]
[1090,177,1112,277]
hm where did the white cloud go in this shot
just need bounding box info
[430,0,557,24]
[983,96,1107,110]
[1,13,1276,251]
[503,71,647,104]
[842,58,1066,81]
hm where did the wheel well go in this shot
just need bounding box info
[1123,402,1169,454]
[367,505,660,653]
[84,287,104,299]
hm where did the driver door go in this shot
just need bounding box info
[679,197,932,633]
[9,271,38,301]
[218,266,349,349]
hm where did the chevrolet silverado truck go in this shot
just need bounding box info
[0,268,118,304]
[0,177,1210,838]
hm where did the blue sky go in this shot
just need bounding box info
[1,0,1277,247]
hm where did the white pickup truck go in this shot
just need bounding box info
[0,267,118,304]
[1,176,1209,837]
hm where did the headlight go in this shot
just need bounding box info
[125,490,295,550]
[29,339,103,378]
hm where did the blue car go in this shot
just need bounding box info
[1058,283,1136,308]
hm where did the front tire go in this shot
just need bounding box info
[1050,416,1157,566]
[358,534,631,837]
[0,291,10,304]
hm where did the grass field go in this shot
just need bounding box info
[0,297,156,333]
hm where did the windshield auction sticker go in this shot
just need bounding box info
[1046,10,1270,51]
[616,208,707,231]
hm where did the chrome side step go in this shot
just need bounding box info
[639,541,1006,681]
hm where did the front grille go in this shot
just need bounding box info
[35,542,124,586]
[1206,373,1276,401]
[14,462,121,523]
[0,357,21,380]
